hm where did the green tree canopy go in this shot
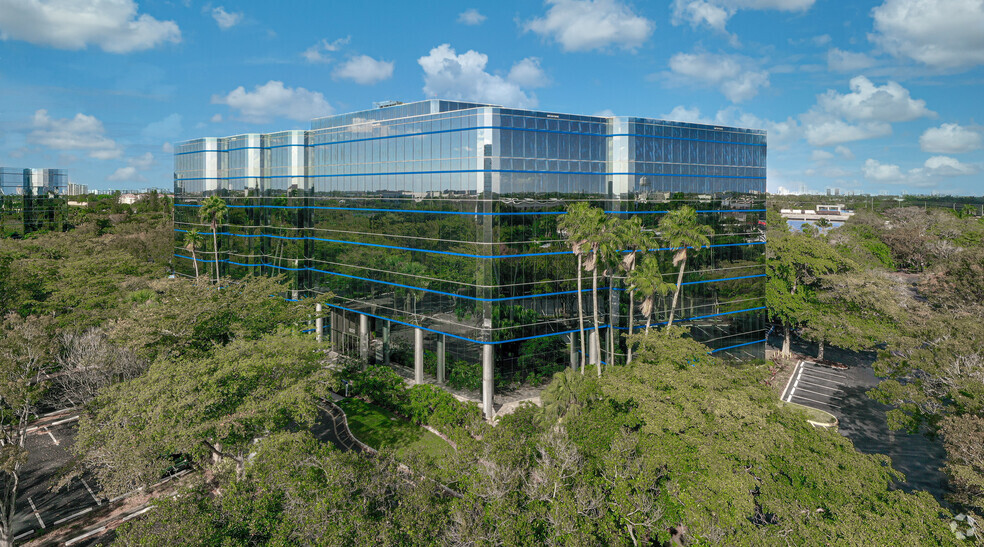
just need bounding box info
[74,330,330,496]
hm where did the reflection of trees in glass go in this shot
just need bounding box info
[658,206,713,328]
[182,229,204,279]
[557,203,605,374]
[199,196,228,283]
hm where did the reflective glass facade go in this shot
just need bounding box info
[1,167,67,236]
[174,100,766,379]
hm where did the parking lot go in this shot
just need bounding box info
[781,359,851,414]
[8,411,106,543]
[781,359,948,502]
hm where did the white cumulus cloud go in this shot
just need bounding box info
[109,152,154,182]
[418,44,540,108]
[507,58,550,88]
[128,151,154,169]
[919,123,982,153]
[804,119,892,147]
[0,0,180,53]
[525,0,653,52]
[212,81,334,123]
[28,109,122,160]
[811,149,834,161]
[671,0,815,38]
[302,36,350,63]
[816,76,934,122]
[862,155,977,186]
[662,106,712,125]
[869,0,984,69]
[834,145,855,159]
[666,51,770,103]
[333,55,395,85]
[457,8,486,25]
[660,105,800,149]
[211,6,243,29]
[827,48,876,72]
[108,166,143,182]
[923,155,978,175]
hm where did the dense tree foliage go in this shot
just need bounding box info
[74,331,330,495]
[113,329,960,546]
[771,202,984,524]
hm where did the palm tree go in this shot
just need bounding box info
[199,196,229,284]
[613,216,650,364]
[627,255,674,333]
[557,203,605,374]
[182,228,205,279]
[814,217,832,233]
[595,216,628,369]
[658,206,713,329]
[585,216,620,376]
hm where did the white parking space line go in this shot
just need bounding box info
[44,427,59,445]
[28,497,45,528]
[781,361,803,402]
[801,366,847,380]
[81,477,101,505]
[791,393,841,410]
[54,507,93,526]
[14,530,34,540]
[797,379,841,392]
[783,361,806,403]
[794,386,842,400]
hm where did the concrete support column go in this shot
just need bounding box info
[437,334,446,384]
[482,344,494,421]
[315,303,323,343]
[414,328,424,384]
[359,314,369,363]
[382,320,391,366]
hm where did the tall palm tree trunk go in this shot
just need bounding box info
[576,254,586,374]
[627,290,635,364]
[211,219,220,283]
[191,247,199,279]
[592,263,601,376]
[607,284,614,367]
[667,260,686,328]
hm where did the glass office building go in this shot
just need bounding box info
[174,100,766,417]
[1,167,67,236]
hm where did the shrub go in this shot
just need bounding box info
[446,358,482,391]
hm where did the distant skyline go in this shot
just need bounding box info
[1,0,982,195]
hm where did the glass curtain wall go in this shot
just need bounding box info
[173,100,767,381]
[1,167,67,236]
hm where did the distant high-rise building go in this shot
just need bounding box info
[0,167,67,235]
[66,182,89,196]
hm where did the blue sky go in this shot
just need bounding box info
[1,0,982,195]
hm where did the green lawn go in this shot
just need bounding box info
[336,398,453,462]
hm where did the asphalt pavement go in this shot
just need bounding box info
[782,358,948,504]
[7,411,106,543]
